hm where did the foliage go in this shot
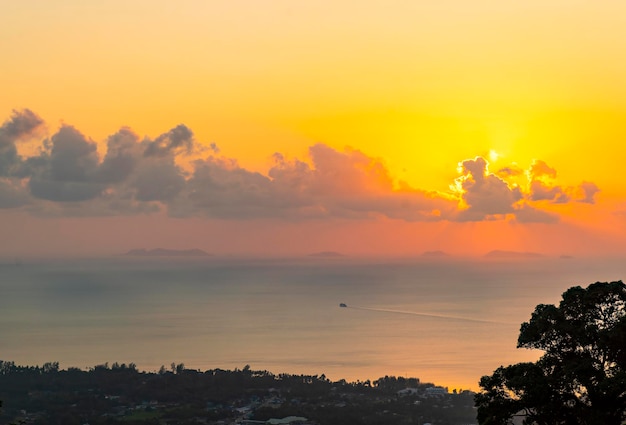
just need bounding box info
[475,281,626,424]
[0,362,475,425]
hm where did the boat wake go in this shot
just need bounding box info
[342,305,514,325]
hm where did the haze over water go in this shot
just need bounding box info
[2,256,624,390]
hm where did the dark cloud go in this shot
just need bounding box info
[48,126,99,181]
[0,178,30,208]
[23,124,188,205]
[0,109,44,176]
[0,142,19,177]
[529,180,570,203]
[527,159,564,203]
[96,128,142,184]
[514,204,559,224]
[29,179,105,202]
[22,195,161,217]
[174,145,455,221]
[131,158,186,202]
[143,125,194,157]
[269,152,313,195]
[27,126,104,202]
[453,156,602,222]
[496,164,524,178]
[183,156,281,218]
[0,109,43,144]
[578,181,600,204]
[454,157,522,221]
[0,110,602,222]
[526,159,600,205]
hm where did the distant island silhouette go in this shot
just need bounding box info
[307,251,345,258]
[123,248,211,257]
[484,250,544,259]
[421,250,449,257]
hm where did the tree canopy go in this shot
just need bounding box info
[475,281,626,425]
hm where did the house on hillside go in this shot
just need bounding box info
[425,386,447,397]
[267,416,309,425]
[397,388,419,396]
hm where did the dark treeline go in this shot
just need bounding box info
[0,361,476,425]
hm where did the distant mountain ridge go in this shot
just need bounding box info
[123,248,210,257]
[421,250,449,257]
[308,251,344,258]
[484,250,543,258]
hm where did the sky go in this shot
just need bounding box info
[2,0,626,258]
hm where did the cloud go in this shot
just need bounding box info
[525,159,600,205]
[451,156,599,223]
[96,128,142,184]
[132,157,187,202]
[273,144,455,221]
[453,157,523,221]
[181,156,281,219]
[528,159,557,180]
[0,110,602,223]
[28,126,105,202]
[496,164,524,178]
[311,145,454,220]
[513,204,559,224]
[306,144,394,195]
[143,124,195,158]
[526,159,568,203]
[0,178,30,209]
[577,181,600,204]
[0,109,44,142]
[24,124,190,206]
[529,180,569,203]
[93,127,187,205]
[176,145,455,221]
[0,109,44,176]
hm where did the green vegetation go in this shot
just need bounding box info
[119,410,160,422]
[475,281,626,424]
[0,362,476,424]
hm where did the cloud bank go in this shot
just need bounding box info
[0,110,600,223]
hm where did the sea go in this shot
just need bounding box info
[1,255,624,391]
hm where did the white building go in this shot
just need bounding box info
[425,386,447,397]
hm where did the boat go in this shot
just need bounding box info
[339,303,347,308]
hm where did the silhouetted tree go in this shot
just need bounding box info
[476,281,626,424]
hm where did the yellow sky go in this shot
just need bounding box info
[1,0,626,256]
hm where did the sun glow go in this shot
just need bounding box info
[0,0,625,259]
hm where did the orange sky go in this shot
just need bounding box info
[1,0,626,258]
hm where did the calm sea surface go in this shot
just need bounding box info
[1,256,624,390]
